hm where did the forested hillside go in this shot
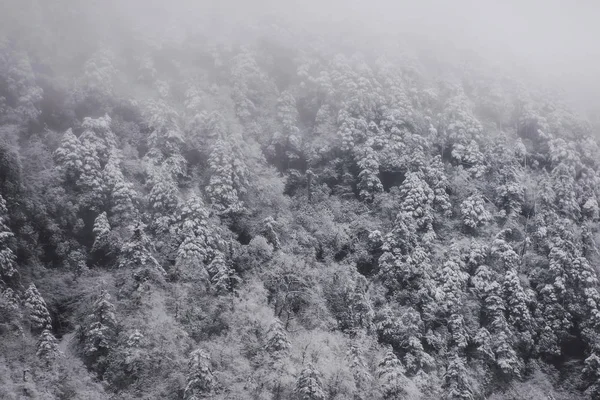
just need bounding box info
[2,1,600,399]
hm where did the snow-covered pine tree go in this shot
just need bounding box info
[377,351,409,399]
[103,152,137,225]
[207,253,238,294]
[0,194,17,280]
[118,223,165,275]
[265,319,291,356]
[356,141,384,202]
[24,283,52,332]
[175,231,210,282]
[37,329,61,366]
[502,269,535,352]
[81,289,117,366]
[346,342,372,394]
[184,348,217,399]
[92,212,111,254]
[295,363,326,400]
[53,128,83,183]
[442,353,474,400]
[77,128,106,211]
[460,193,492,230]
[206,138,249,216]
[262,216,281,250]
[148,170,180,233]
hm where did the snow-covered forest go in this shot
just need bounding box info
[1,1,600,399]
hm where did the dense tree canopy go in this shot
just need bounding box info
[0,2,600,399]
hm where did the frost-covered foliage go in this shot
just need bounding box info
[0,3,599,400]
[24,284,52,332]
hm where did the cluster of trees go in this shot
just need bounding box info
[1,2,600,399]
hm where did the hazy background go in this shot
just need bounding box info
[2,0,599,116]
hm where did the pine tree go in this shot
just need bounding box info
[24,283,52,332]
[82,47,117,101]
[206,139,248,215]
[54,128,83,182]
[442,353,474,400]
[92,212,111,254]
[295,363,326,400]
[472,265,522,377]
[37,329,60,366]
[265,319,291,356]
[495,164,524,218]
[184,348,217,399]
[552,163,580,219]
[81,289,117,365]
[583,352,600,398]
[346,342,372,394]
[460,193,492,230]
[423,155,452,216]
[502,269,535,352]
[207,253,237,294]
[145,100,185,158]
[262,216,281,250]
[118,223,165,275]
[399,172,435,231]
[0,195,17,280]
[77,129,105,210]
[81,114,117,165]
[377,351,409,399]
[533,222,576,356]
[126,329,144,348]
[356,142,384,202]
[175,232,210,282]
[148,171,180,232]
[177,195,213,242]
[398,308,435,374]
[103,152,137,225]
[568,256,600,343]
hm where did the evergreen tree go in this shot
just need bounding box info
[175,231,210,282]
[442,353,474,400]
[103,152,137,225]
[206,139,248,215]
[184,348,217,399]
[24,283,52,332]
[145,100,185,158]
[207,253,237,294]
[356,141,384,202]
[295,363,326,400]
[265,319,291,356]
[472,265,522,377]
[172,196,225,282]
[502,268,535,352]
[92,212,111,254]
[81,289,117,366]
[77,129,105,210]
[54,128,83,182]
[377,351,409,399]
[583,352,600,398]
[37,329,60,366]
[399,171,435,232]
[495,163,524,218]
[460,193,492,230]
[262,216,281,250]
[346,342,372,394]
[551,163,580,219]
[0,195,17,280]
[81,114,117,165]
[423,155,452,216]
[148,170,180,232]
[118,223,165,275]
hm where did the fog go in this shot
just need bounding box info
[2,0,599,114]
